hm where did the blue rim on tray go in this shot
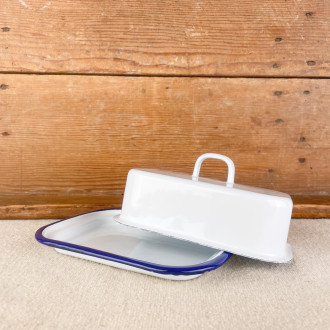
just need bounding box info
[35,209,232,276]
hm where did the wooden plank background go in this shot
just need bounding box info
[1,75,329,195]
[0,1,329,218]
[0,0,329,76]
[1,196,329,220]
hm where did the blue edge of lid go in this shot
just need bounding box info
[35,209,232,276]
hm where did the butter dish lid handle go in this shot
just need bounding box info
[192,153,235,187]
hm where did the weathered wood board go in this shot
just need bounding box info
[0,75,329,198]
[0,0,329,76]
[1,196,329,219]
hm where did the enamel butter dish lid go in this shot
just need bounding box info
[115,153,293,263]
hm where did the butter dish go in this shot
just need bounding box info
[115,153,293,263]
[35,209,231,280]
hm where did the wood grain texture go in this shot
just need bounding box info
[0,196,123,220]
[0,196,328,219]
[0,74,329,197]
[0,0,329,76]
[292,196,330,218]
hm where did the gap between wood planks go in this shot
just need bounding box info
[0,71,329,80]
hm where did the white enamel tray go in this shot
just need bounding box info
[35,209,231,280]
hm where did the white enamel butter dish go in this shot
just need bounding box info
[35,209,231,280]
[115,153,293,263]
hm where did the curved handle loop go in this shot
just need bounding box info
[192,153,235,187]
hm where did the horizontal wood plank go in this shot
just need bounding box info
[292,196,330,218]
[0,0,329,76]
[0,196,328,219]
[0,74,329,198]
[0,196,123,220]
